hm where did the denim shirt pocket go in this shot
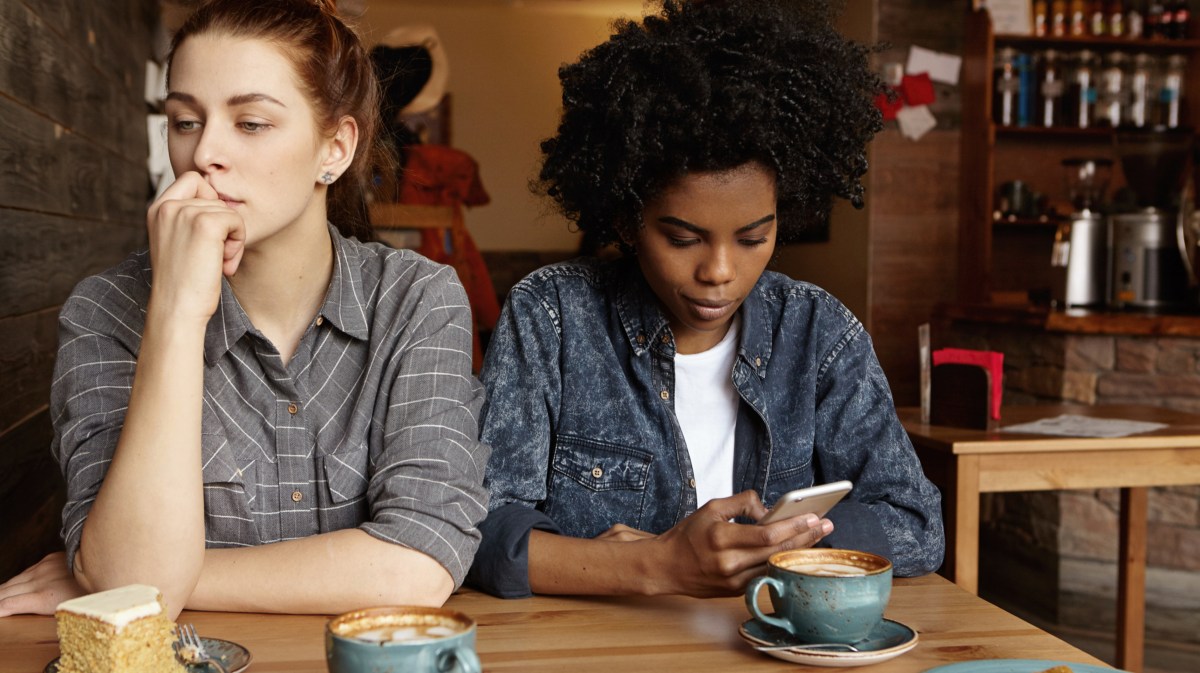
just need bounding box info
[762,459,814,508]
[545,434,654,537]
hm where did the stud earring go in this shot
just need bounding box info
[320,172,336,184]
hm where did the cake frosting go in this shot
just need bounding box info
[57,584,164,628]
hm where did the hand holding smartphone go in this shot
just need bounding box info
[757,480,852,525]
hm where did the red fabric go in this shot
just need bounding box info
[397,145,501,368]
[900,72,936,107]
[874,89,904,121]
[932,348,1004,419]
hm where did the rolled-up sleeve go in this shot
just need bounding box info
[362,268,490,588]
[813,326,945,577]
[467,286,564,597]
[51,272,146,572]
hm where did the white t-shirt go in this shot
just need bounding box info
[673,315,740,509]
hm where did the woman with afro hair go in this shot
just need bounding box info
[467,0,944,598]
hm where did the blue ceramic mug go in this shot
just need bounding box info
[326,606,481,673]
[744,548,893,645]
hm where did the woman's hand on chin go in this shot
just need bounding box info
[0,552,85,617]
[146,171,247,325]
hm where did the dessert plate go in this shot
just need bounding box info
[45,636,251,673]
[922,660,1129,673]
[739,616,918,667]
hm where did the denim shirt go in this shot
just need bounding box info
[467,258,944,597]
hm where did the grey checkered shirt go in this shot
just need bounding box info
[51,225,489,587]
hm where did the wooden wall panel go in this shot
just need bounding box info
[0,97,146,219]
[865,0,969,406]
[1,211,144,318]
[0,309,59,433]
[0,0,154,582]
[868,129,961,406]
[0,2,148,159]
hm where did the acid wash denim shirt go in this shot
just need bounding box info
[466,257,944,597]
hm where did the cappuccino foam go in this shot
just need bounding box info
[789,562,868,577]
[349,624,461,644]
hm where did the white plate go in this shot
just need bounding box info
[739,616,919,668]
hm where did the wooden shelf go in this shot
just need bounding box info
[993,215,1063,228]
[995,33,1200,51]
[995,125,1122,138]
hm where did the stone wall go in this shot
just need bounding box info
[945,321,1200,650]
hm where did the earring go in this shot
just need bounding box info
[320,172,336,184]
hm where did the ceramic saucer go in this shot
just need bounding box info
[922,659,1130,673]
[45,636,251,673]
[739,616,918,668]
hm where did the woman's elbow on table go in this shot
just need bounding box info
[374,547,457,607]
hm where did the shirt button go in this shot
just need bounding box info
[591,466,604,479]
[316,316,325,326]
[660,334,671,344]
[755,357,762,367]
[291,490,303,502]
[636,334,647,345]
[660,390,670,400]
[689,478,696,488]
[287,403,298,414]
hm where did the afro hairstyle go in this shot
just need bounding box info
[536,0,885,249]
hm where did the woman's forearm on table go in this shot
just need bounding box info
[75,311,209,616]
[186,528,455,613]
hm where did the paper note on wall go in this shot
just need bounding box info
[906,46,962,86]
[896,105,937,141]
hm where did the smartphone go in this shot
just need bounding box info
[758,480,852,525]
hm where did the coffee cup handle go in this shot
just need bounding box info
[744,576,795,635]
[431,646,482,673]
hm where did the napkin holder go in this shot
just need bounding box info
[930,348,1004,430]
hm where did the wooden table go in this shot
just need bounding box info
[0,574,1111,672]
[899,403,1200,673]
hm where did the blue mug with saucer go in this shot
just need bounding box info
[326,606,481,673]
[744,548,892,645]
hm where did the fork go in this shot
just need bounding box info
[174,623,230,673]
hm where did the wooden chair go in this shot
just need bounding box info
[368,201,481,367]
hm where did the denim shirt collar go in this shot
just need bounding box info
[203,223,370,364]
[611,257,772,378]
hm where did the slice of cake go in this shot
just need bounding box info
[55,584,186,673]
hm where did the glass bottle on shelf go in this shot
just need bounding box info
[1071,0,1089,34]
[1160,53,1186,126]
[1172,0,1191,38]
[1148,1,1167,36]
[994,48,1022,127]
[1128,0,1145,37]
[1160,0,1178,36]
[1065,50,1099,128]
[1109,0,1127,36]
[1038,49,1066,127]
[1091,0,1108,34]
[1035,1,1050,36]
[1053,0,1070,35]
[1127,53,1156,126]
[1097,51,1127,126]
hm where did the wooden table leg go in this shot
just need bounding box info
[954,455,981,594]
[1117,487,1148,673]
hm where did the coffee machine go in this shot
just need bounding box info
[1051,158,1111,308]
[1109,126,1194,311]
